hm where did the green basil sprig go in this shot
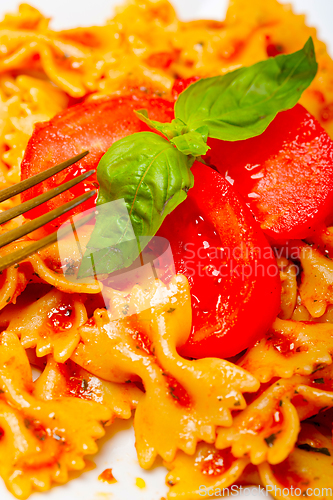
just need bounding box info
[174,37,317,142]
[79,38,317,277]
[79,133,194,277]
[136,111,210,156]
[136,37,317,148]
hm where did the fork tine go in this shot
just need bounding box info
[0,211,96,273]
[0,151,89,204]
[0,169,95,226]
[0,189,96,250]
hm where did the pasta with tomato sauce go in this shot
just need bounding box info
[0,0,333,499]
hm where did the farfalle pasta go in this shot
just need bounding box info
[1,289,88,362]
[0,331,110,498]
[258,421,333,499]
[165,443,250,500]
[72,276,259,468]
[239,318,333,382]
[0,0,332,498]
[166,419,333,500]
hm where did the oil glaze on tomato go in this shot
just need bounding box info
[205,104,333,241]
[157,162,281,359]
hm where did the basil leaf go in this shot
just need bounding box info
[79,236,152,277]
[96,132,194,227]
[79,132,194,277]
[170,128,210,156]
[175,37,317,141]
[135,110,187,140]
[78,199,145,277]
[135,110,209,156]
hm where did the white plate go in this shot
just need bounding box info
[0,1,332,499]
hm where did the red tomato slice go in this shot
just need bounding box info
[204,104,333,241]
[157,161,281,359]
[21,93,174,233]
[171,76,200,100]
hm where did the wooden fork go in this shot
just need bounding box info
[0,151,97,272]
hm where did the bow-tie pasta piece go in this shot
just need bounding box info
[34,355,142,423]
[216,378,301,465]
[0,331,110,499]
[215,365,333,470]
[0,289,88,362]
[72,275,259,468]
[258,421,333,499]
[165,443,249,500]
[131,278,260,467]
[239,318,333,382]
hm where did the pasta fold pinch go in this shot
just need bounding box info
[72,276,259,468]
[216,378,301,467]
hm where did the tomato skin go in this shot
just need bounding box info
[173,76,333,241]
[204,104,333,241]
[157,161,281,359]
[21,93,174,233]
[171,76,200,100]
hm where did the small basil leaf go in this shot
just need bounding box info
[79,237,151,277]
[135,110,187,140]
[78,199,141,277]
[79,132,194,277]
[136,110,209,156]
[84,199,135,251]
[170,130,210,156]
[175,37,317,141]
